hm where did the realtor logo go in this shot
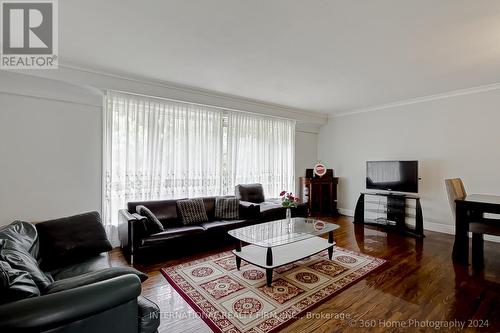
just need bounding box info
[1,0,58,69]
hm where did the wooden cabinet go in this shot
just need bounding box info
[299,169,338,216]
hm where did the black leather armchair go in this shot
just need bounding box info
[0,215,160,333]
[0,275,142,333]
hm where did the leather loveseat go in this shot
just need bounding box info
[0,212,160,333]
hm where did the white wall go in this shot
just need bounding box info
[318,88,500,233]
[295,131,318,193]
[0,70,323,225]
[0,77,102,224]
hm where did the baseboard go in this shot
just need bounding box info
[423,222,455,235]
[422,222,500,243]
[483,235,500,243]
[337,207,500,243]
[338,208,354,216]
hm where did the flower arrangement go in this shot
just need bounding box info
[279,191,300,208]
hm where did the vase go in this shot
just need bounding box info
[286,208,292,220]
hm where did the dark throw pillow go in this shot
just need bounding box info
[45,267,148,294]
[0,260,40,304]
[0,239,53,290]
[215,197,239,220]
[35,211,112,270]
[136,205,165,234]
[177,199,209,225]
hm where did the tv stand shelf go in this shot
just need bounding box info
[354,191,424,238]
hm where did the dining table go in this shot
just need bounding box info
[453,194,500,265]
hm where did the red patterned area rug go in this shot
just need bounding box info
[161,246,386,333]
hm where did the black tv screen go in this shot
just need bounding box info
[366,160,418,193]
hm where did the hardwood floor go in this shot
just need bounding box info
[110,216,500,332]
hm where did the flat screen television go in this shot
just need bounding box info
[366,160,418,193]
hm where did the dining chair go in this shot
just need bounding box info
[445,178,500,269]
[445,178,466,218]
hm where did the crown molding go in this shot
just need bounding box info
[35,63,329,125]
[0,69,102,107]
[331,82,500,118]
[58,64,324,115]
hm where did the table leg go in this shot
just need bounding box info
[266,268,273,287]
[235,240,242,270]
[236,257,241,270]
[266,248,273,286]
[328,231,334,260]
[452,204,469,265]
[266,247,273,266]
[472,233,484,270]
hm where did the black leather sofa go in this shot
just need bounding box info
[0,213,160,333]
[118,196,260,263]
[119,184,307,263]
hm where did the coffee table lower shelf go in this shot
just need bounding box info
[232,236,335,286]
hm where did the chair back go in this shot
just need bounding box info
[235,183,265,203]
[445,178,467,218]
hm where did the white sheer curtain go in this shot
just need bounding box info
[103,91,296,244]
[103,91,223,242]
[225,111,295,198]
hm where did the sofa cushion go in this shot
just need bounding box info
[0,260,40,304]
[258,200,283,213]
[201,220,248,231]
[49,253,111,281]
[238,201,260,219]
[136,205,164,234]
[215,197,239,220]
[235,183,265,203]
[45,267,148,294]
[177,199,209,225]
[128,199,185,227]
[141,225,205,245]
[257,200,308,221]
[0,239,53,290]
[0,221,39,260]
[35,211,112,270]
[258,201,289,221]
[138,296,161,333]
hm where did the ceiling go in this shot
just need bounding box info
[60,0,500,115]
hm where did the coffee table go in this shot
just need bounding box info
[228,217,339,286]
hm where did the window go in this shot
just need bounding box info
[103,91,295,239]
[225,111,295,196]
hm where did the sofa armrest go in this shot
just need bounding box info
[118,209,148,248]
[0,274,141,332]
[119,209,149,264]
[239,202,260,219]
[118,209,134,248]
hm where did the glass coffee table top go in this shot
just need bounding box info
[228,217,339,248]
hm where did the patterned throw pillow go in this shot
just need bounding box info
[136,205,165,234]
[215,197,239,220]
[177,199,209,225]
